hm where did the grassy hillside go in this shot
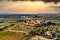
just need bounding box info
[0,31,23,40]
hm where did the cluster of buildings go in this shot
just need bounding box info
[25,18,56,27]
[25,19,43,26]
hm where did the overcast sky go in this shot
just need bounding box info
[0,1,60,14]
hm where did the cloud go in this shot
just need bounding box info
[12,0,60,3]
[0,1,60,14]
[0,0,60,3]
[42,0,60,3]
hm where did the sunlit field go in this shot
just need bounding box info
[0,31,23,40]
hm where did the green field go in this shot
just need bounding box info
[0,20,60,40]
[0,16,60,40]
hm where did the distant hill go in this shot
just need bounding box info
[0,13,60,20]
